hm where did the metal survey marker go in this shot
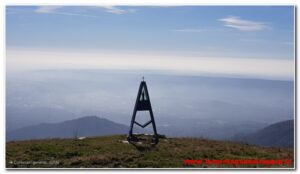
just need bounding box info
[127,77,159,144]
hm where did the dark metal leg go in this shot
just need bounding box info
[128,109,137,141]
[149,110,159,144]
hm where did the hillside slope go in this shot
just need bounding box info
[235,120,294,148]
[7,116,128,141]
[6,135,293,168]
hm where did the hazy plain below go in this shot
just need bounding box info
[6,69,294,140]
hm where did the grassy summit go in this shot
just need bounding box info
[6,135,293,168]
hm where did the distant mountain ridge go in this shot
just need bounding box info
[6,106,77,132]
[233,120,294,148]
[7,116,129,141]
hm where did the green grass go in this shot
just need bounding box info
[6,135,294,168]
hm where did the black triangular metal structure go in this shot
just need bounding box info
[127,78,159,144]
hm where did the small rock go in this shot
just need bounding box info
[121,140,129,144]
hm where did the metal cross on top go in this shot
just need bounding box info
[127,77,159,144]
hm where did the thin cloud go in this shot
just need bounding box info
[219,16,269,31]
[47,11,99,18]
[100,6,137,14]
[35,6,98,18]
[34,6,136,17]
[35,6,63,14]
[241,39,294,46]
[7,48,294,81]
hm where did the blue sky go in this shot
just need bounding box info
[6,6,295,80]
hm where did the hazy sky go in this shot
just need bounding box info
[6,6,295,80]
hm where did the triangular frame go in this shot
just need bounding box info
[127,80,159,144]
